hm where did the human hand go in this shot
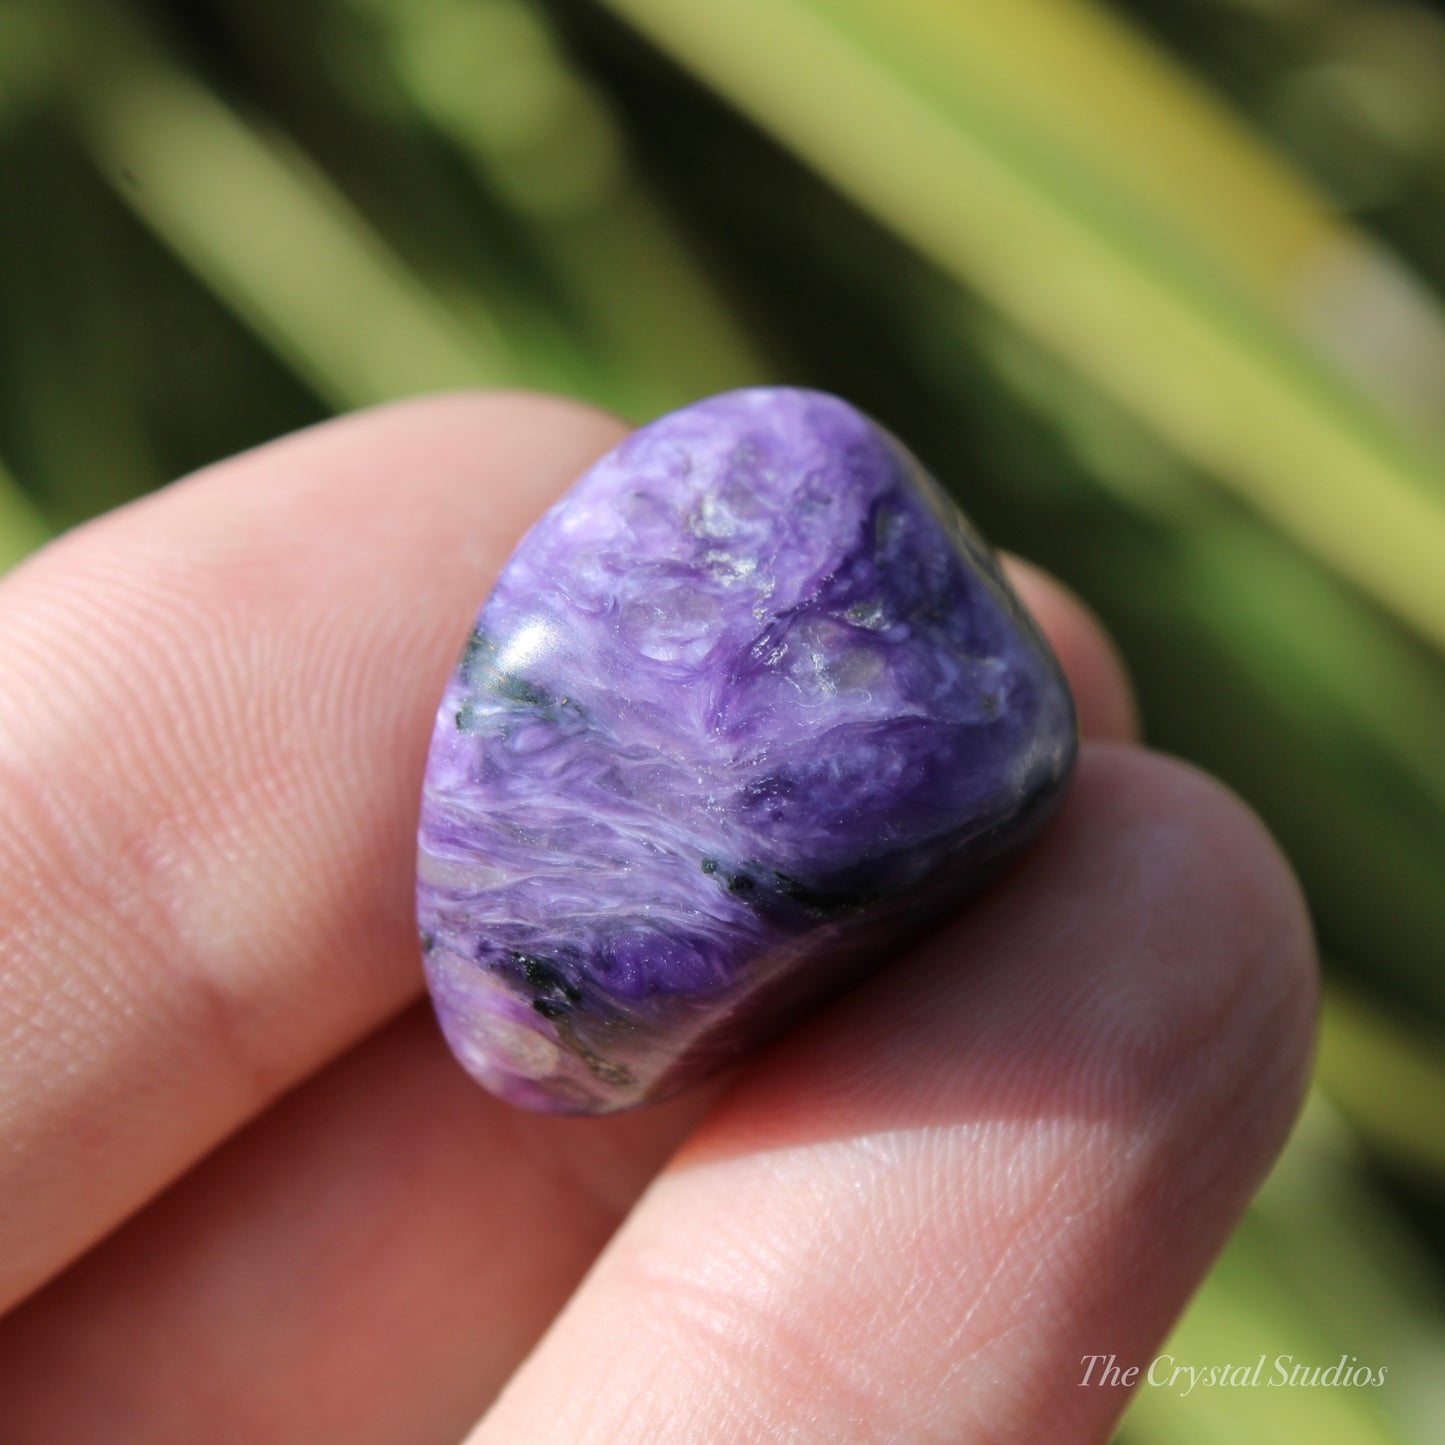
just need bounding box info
[0,395,1316,1443]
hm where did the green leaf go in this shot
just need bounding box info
[598,0,1445,652]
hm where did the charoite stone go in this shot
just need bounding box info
[417,388,1076,1113]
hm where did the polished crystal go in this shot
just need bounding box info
[417,389,1076,1112]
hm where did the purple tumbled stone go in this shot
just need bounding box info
[417,388,1076,1113]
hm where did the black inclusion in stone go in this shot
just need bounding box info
[459,628,497,686]
[515,952,583,1002]
[493,673,554,708]
[531,998,569,1021]
[769,869,871,915]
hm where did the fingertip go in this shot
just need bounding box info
[1069,743,1319,1123]
[1002,555,1139,743]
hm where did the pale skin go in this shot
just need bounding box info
[0,394,1317,1443]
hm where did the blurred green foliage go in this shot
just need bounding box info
[1,0,1442,1438]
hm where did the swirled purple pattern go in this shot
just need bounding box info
[417,389,1076,1112]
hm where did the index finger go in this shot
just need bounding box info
[0,391,626,1311]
